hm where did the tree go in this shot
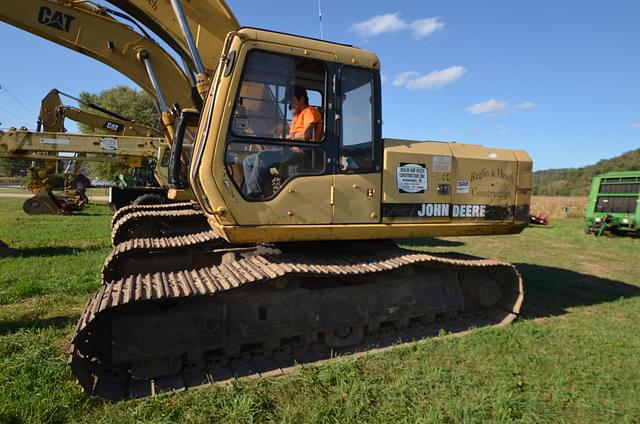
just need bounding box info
[0,158,31,177]
[77,86,160,180]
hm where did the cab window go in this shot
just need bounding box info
[340,66,374,172]
[226,50,327,200]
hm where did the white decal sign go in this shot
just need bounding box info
[432,156,452,173]
[397,163,427,193]
[456,180,470,194]
[40,137,70,145]
[99,137,118,151]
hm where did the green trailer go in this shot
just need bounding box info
[584,171,640,236]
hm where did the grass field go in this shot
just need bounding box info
[0,198,639,423]
[0,187,109,198]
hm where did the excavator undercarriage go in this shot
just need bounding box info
[71,239,523,401]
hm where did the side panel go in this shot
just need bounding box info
[333,174,381,224]
[221,175,334,226]
[382,140,523,225]
[449,143,520,222]
[381,141,452,223]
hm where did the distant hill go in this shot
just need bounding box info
[533,148,640,196]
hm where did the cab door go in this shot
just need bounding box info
[332,66,382,224]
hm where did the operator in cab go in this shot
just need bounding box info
[242,85,322,197]
[286,85,323,142]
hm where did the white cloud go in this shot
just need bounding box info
[628,122,640,128]
[466,99,508,116]
[410,17,445,39]
[351,13,444,40]
[380,75,388,85]
[516,101,535,109]
[405,66,466,90]
[350,13,407,38]
[392,71,418,86]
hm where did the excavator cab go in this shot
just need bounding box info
[191,29,384,239]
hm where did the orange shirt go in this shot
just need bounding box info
[289,105,323,141]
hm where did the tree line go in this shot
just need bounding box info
[533,148,640,196]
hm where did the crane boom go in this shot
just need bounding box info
[0,128,165,163]
[0,0,196,113]
[106,0,239,73]
[38,89,163,138]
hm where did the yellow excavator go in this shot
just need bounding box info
[0,125,167,214]
[38,88,162,138]
[0,86,172,214]
[3,1,532,400]
[0,0,233,219]
[0,0,199,138]
[0,0,208,213]
[36,88,176,210]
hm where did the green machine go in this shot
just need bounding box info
[585,171,640,236]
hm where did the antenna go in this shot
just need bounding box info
[317,0,324,40]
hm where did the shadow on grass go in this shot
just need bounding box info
[72,211,109,216]
[13,245,106,258]
[516,263,640,319]
[397,237,465,248]
[0,315,77,336]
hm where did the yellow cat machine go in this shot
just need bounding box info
[67,10,532,398]
[38,88,162,138]
[0,0,204,213]
[23,160,90,215]
[0,127,167,214]
[23,88,170,213]
[0,0,197,135]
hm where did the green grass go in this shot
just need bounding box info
[0,187,108,197]
[1,199,639,423]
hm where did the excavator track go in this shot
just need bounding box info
[70,242,523,401]
[111,208,209,245]
[111,202,195,228]
[103,230,225,283]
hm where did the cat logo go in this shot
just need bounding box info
[37,6,75,32]
[103,121,124,133]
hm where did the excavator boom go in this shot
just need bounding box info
[0,0,196,114]
[39,88,163,138]
[0,128,164,161]
[107,0,239,73]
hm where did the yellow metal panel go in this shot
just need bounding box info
[381,140,452,223]
[219,175,333,227]
[240,28,380,69]
[448,143,519,215]
[333,173,381,224]
[213,220,522,244]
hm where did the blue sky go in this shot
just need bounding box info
[1,0,639,170]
